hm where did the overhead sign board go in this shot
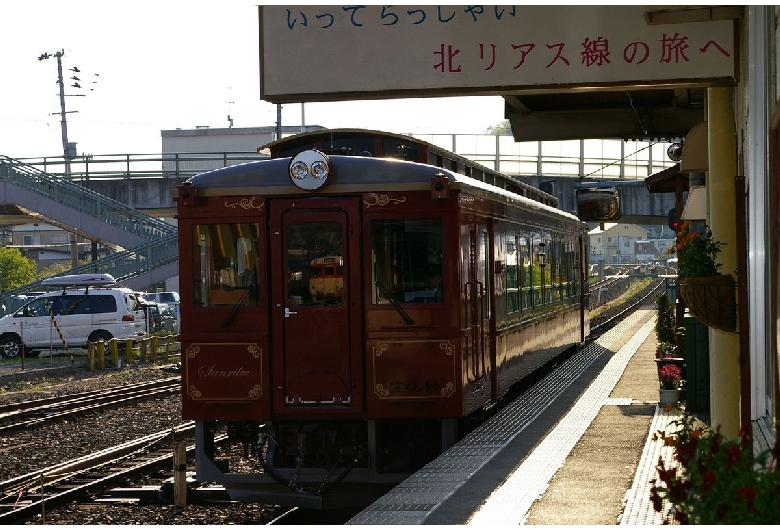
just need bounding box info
[259,5,736,103]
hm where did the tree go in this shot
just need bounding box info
[0,246,37,292]
[485,119,512,136]
[38,262,71,279]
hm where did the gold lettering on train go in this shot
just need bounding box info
[197,364,251,378]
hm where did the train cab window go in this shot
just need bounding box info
[192,223,260,307]
[285,221,344,307]
[370,218,444,304]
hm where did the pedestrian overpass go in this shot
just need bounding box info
[0,155,179,306]
[0,141,679,308]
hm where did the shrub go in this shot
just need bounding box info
[655,292,676,344]
[651,414,780,524]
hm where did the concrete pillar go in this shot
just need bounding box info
[706,87,741,437]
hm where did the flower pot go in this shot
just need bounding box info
[678,275,736,333]
[659,388,681,405]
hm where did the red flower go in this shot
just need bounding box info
[726,444,742,468]
[737,486,756,511]
[701,470,717,492]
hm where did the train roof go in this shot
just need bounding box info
[182,153,581,224]
[258,128,558,207]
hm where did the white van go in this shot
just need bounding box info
[0,274,145,358]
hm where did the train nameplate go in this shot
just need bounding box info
[184,342,263,402]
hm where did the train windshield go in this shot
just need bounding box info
[370,218,443,304]
[191,223,260,307]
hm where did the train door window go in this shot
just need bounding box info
[370,218,443,304]
[286,220,344,306]
[192,223,260,307]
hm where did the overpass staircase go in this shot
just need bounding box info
[0,155,179,305]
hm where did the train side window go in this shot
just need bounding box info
[192,223,260,307]
[370,218,443,304]
[519,236,531,310]
[506,235,520,313]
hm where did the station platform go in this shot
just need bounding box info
[348,308,683,525]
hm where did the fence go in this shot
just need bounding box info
[87,334,180,371]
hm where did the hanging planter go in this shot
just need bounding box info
[678,275,736,333]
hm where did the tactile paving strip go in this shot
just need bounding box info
[349,310,657,525]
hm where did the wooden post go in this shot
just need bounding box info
[125,338,134,365]
[150,335,159,363]
[97,341,105,370]
[173,442,187,508]
[110,338,119,368]
[87,342,95,371]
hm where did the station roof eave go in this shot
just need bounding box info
[644,163,689,194]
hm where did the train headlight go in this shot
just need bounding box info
[289,149,331,190]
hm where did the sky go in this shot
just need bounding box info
[0,1,506,160]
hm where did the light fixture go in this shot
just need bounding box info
[680,122,708,173]
[288,149,331,190]
[667,142,683,162]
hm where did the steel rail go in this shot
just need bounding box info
[0,378,180,435]
[0,422,196,523]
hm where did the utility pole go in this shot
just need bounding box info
[38,49,76,178]
[39,49,81,268]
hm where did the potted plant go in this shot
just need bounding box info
[668,221,736,332]
[655,293,685,379]
[657,363,682,405]
[651,414,780,524]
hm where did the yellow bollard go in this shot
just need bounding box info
[87,342,95,371]
[140,337,148,363]
[97,340,105,370]
[110,339,119,367]
[125,338,133,366]
[150,336,159,363]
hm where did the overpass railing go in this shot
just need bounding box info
[0,155,176,239]
[0,234,179,309]
[13,152,270,181]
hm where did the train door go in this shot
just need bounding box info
[464,219,492,393]
[269,199,362,414]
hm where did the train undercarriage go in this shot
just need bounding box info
[194,417,459,509]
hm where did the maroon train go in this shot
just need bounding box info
[175,129,590,508]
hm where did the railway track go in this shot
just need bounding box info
[0,377,180,435]
[0,422,198,523]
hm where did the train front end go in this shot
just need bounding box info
[175,150,470,508]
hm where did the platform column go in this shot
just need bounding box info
[706,87,741,438]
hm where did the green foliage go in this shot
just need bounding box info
[0,246,37,291]
[652,414,780,524]
[655,292,676,344]
[485,119,512,136]
[669,221,726,278]
[656,341,678,359]
[37,262,72,279]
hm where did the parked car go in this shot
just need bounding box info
[142,291,180,306]
[138,298,164,334]
[0,274,145,358]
